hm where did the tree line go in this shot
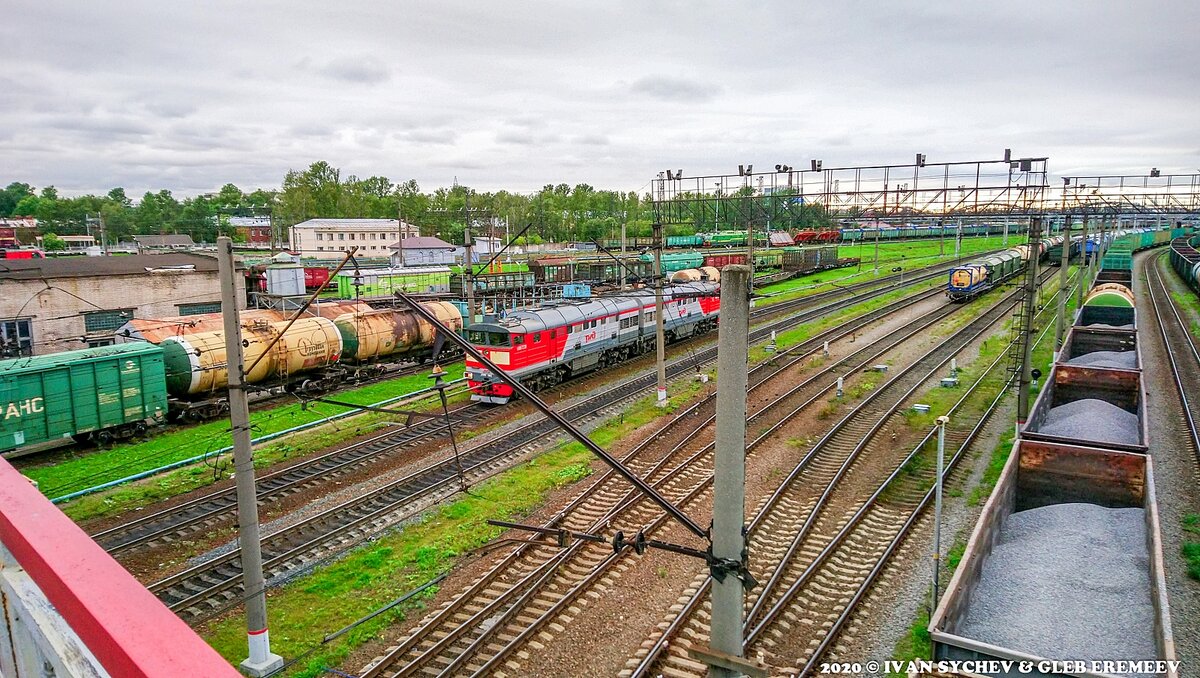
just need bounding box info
[2,160,832,247]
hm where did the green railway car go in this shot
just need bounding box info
[335,266,452,297]
[0,343,168,452]
[666,234,704,248]
[753,250,784,270]
[707,231,748,247]
[638,251,705,273]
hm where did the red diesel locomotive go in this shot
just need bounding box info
[465,281,720,404]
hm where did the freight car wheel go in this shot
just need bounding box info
[94,430,114,446]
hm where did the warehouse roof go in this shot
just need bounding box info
[133,234,196,247]
[388,236,455,250]
[0,253,227,280]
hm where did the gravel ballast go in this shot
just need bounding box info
[959,502,1156,677]
[1038,398,1140,446]
[1067,349,1138,369]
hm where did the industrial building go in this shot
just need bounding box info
[0,253,243,357]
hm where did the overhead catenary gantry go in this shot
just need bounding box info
[1060,172,1200,223]
[650,151,1051,231]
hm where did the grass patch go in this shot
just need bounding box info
[1184,514,1200,581]
[36,365,464,518]
[200,375,702,676]
[757,235,1016,302]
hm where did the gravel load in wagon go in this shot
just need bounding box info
[1039,398,1140,446]
[1066,350,1138,369]
[1083,322,1135,330]
[959,502,1155,677]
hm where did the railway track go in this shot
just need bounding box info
[92,257,970,557]
[1146,254,1200,461]
[150,277,954,624]
[354,272,1037,677]
[631,269,1069,678]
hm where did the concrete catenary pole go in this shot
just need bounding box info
[217,237,283,677]
[653,220,668,407]
[1017,216,1042,425]
[712,264,751,678]
[1053,215,1073,360]
[464,191,476,324]
[931,415,949,613]
[1076,213,1089,309]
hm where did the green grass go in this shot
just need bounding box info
[888,535,968,675]
[1183,514,1200,581]
[756,235,1017,302]
[200,375,702,677]
[29,364,463,510]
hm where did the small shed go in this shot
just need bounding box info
[388,236,456,267]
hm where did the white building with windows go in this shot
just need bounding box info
[290,218,419,259]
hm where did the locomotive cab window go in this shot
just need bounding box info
[467,330,510,346]
[532,333,542,343]
[512,335,523,345]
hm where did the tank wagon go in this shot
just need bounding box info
[465,278,720,404]
[159,302,462,419]
[946,237,1061,302]
[2,302,465,445]
[931,266,1175,675]
[1,343,168,452]
[1076,283,1136,330]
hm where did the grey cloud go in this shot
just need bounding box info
[316,56,390,84]
[629,76,718,102]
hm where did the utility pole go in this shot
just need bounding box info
[217,237,283,677]
[1053,216,1073,359]
[954,221,962,259]
[1003,216,1009,247]
[1077,213,1089,309]
[397,205,405,269]
[653,221,667,408]
[1017,216,1042,426]
[711,264,750,678]
[99,211,109,255]
[464,190,476,324]
[931,415,949,613]
[873,225,880,275]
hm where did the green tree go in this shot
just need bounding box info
[0,183,35,217]
[41,232,65,251]
[12,195,40,216]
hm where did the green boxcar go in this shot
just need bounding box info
[638,251,705,273]
[0,343,167,451]
[666,234,704,248]
[335,267,452,297]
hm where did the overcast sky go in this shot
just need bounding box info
[2,1,1197,198]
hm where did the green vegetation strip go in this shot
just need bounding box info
[201,379,703,678]
[756,235,1017,303]
[27,365,463,509]
[1184,514,1200,582]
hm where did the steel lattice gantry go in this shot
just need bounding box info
[649,154,1050,230]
